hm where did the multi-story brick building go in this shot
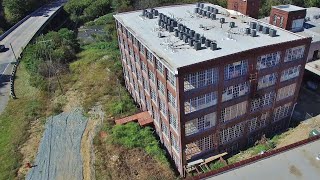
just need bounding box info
[227,0,261,18]
[114,2,311,176]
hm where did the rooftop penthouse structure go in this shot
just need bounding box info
[114,2,311,176]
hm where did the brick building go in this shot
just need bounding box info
[269,5,306,32]
[227,0,261,18]
[114,3,311,176]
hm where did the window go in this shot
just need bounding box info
[258,73,277,90]
[135,53,140,64]
[168,91,176,108]
[151,89,157,103]
[143,76,150,93]
[273,103,292,122]
[147,50,154,63]
[285,46,305,62]
[280,65,301,82]
[169,112,178,131]
[185,112,216,136]
[158,80,165,96]
[273,14,277,25]
[156,59,165,75]
[248,112,268,132]
[224,60,248,80]
[250,91,275,112]
[139,42,145,53]
[184,68,219,91]
[141,61,147,72]
[219,122,245,144]
[129,47,133,56]
[149,70,156,84]
[257,52,281,70]
[159,99,167,116]
[171,134,180,153]
[185,92,218,114]
[167,70,176,87]
[280,16,284,28]
[222,82,250,102]
[137,70,143,83]
[146,99,152,112]
[154,111,160,126]
[162,122,169,139]
[220,101,247,123]
[185,135,215,160]
[277,83,296,101]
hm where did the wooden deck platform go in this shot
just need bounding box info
[115,111,153,126]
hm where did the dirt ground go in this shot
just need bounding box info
[17,119,44,179]
[276,115,320,149]
[94,132,177,180]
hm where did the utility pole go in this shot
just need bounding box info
[9,43,18,61]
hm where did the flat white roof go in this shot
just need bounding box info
[273,4,306,12]
[297,7,320,43]
[115,3,306,71]
[207,139,320,180]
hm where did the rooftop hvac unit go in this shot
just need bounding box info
[151,8,155,14]
[210,7,215,13]
[205,39,211,47]
[196,2,201,7]
[200,36,206,44]
[189,39,195,46]
[179,32,184,40]
[182,25,186,32]
[200,9,204,15]
[269,29,277,37]
[250,22,257,29]
[158,20,162,26]
[207,12,211,18]
[313,15,320,19]
[185,28,190,34]
[154,10,159,16]
[171,20,177,27]
[203,11,207,16]
[195,33,200,40]
[174,30,179,37]
[210,42,217,50]
[195,8,199,14]
[213,8,218,14]
[262,26,270,34]
[142,9,147,16]
[200,3,204,9]
[166,25,170,31]
[211,14,216,20]
[190,30,195,37]
[256,24,263,31]
[169,26,174,32]
[251,30,257,37]
[230,22,235,28]
[194,41,201,50]
[207,6,211,11]
[183,35,189,43]
[220,18,225,24]
[148,13,154,19]
[178,23,182,30]
[245,28,251,35]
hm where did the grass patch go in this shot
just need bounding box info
[110,122,169,164]
[0,64,47,179]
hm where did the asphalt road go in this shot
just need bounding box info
[0,0,66,114]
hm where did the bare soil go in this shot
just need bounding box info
[275,116,320,149]
[94,132,177,180]
[17,119,44,179]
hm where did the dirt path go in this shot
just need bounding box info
[81,105,104,180]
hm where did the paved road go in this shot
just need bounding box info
[0,0,66,113]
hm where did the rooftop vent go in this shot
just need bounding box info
[210,42,217,51]
[245,28,251,35]
[269,29,277,37]
[205,39,211,47]
[142,9,147,16]
[230,22,235,28]
[211,14,216,20]
[256,24,263,31]
[262,26,270,34]
[195,8,199,13]
[220,18,225,24]
[158,32,164,38]
[194,41,201,50]
[250,22,257,29]
[251,30,257,37]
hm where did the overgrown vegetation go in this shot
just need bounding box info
[111,123,169,164]
[21,28,79,90]
[0,65,48,179]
